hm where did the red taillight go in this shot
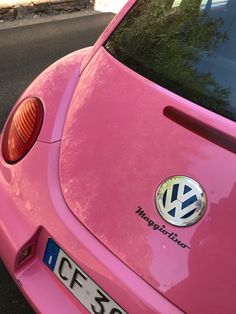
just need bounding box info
[2,97,44,164]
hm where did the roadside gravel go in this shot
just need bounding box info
[0,0,93,22]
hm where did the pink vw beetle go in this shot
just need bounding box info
[1,1,236,313]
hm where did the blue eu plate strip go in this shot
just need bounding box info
[43,238,60,272]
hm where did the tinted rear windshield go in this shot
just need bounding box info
[105,0,236,122]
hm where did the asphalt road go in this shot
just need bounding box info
[0,11,113,313]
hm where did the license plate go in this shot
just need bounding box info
[43,238,126,314]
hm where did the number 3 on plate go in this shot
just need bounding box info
[91,289,123,314]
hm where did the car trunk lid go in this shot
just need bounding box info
[59,47,236,314]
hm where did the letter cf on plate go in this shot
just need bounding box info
[155,176,206,227]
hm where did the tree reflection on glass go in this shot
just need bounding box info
[106,0,236,121]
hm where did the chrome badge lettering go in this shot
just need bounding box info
[135,206,190,249]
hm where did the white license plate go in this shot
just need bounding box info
[43,238,126,314]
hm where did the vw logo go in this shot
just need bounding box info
[155,176,206,227]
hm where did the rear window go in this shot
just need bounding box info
[105,0,236,122]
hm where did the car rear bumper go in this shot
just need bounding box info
[0,139,183,314]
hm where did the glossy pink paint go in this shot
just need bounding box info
[59,47,236,314]
[0,139,182,313]
[0,0,236,313]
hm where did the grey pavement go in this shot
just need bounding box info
[0,11,113,313]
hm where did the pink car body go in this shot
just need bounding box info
[1,1,236,313]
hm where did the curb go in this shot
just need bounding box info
[0,0,94,21]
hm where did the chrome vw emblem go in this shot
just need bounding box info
[155,176,206,227]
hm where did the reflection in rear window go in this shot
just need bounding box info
[105,0,236,122]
